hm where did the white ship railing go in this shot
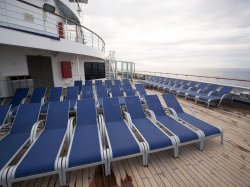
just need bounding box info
[0,0,105,52]
[135,70,250,89]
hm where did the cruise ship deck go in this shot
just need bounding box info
[2,87,249,187]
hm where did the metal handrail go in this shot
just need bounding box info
[0,0,105,52]
[135,70,250,89]
[136,70,250,83]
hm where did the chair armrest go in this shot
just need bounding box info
[66,117,75,142]
[77,94,81,100]
[123,111,133,129]
[30,120,45,143]
[187,87,193,91]
[144,109,157,123]
[208,91,216,96]
[197,89,203,93]
[165,107,178,120]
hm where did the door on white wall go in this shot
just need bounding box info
[27,56,54,88]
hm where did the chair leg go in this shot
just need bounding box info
[105,160,111,176]
[199,140,204,151]
[59,171,66,186]
[174,145,179,158]
[143,152,148,166]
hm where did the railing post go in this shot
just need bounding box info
[91,33,93,47]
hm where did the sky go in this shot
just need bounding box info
[82,0,250,71]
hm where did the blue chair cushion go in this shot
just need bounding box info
[106,121,140,158]
[156,115,199,143]
[178,113,221,137]
[68,125,102,167]
[132,118,173,150]
[15,128,66,178]
[0,133,29,170]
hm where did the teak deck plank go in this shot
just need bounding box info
[4,85,250,187]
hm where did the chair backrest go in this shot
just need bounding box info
[0,105,11,125]
[45,101,69,130]
[103,97,123,122]
[123,84,134,96]
[216,86,233,97]
[162,94,184,113]
[30,87,46,103]
[66,86,79,100]
[95,80,103,86]
[188,82,196,88]
[114,80,121,86]
[105,80,112,87]
[10,103,41,134]
[85,80,92,86]
[74,80,82,94]
[144,95,166,116]
[77,99,97,126]
[48,87,62,102]
[110,85,122,97]
[204,84,218,94]
[96,85,108,98]
[11,88,29,108]
[124,96,145,119]
[82,85,94,99]
[196,83,207,90]
[135,84,147,96]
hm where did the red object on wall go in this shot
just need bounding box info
[58,22,64,39]
[61,61,72,78]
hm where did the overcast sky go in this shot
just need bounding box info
[83,0,250,71]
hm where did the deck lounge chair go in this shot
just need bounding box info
[0,105,11,130]
[186,83,218,101]
[29,87,46,104]
[157,78,173,90]
[135,84,147,96]
[82,85,94,99]
[123,83,134,96]
[74,80,82,94]
[153,78,168,90]
[114,79,121,86]
[110,85,125,105]
[2,88,29,110]
[41,87,62,113]
[144,95,203,154]
[184,82,207,98]
[101,97,144,175]
[0,103,41,186]
[61,99,105,185]
[66,86,79,110]
[162,94,223,145]
[162,79,179,92]
[7,101,70,186]
[96,85,109,107]
[196,86,233,107]
[124,96,177,159]
[172,81,196,95]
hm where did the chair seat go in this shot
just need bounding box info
[68,125,102,167]
[106,121,140,158]
[0,133,29,169]
[15,129,66,178]
[132,118,173,150]
[198,95,220,102]
[178,113,221,137]
[156,115,199,143]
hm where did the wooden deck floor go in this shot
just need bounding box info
[7,88,250,187]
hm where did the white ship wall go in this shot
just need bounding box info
[0,46,104,98]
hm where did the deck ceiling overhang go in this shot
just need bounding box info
[56,0,81,24]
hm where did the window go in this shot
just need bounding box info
[84,62,105,80]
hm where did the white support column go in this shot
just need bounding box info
[77,55,80,80]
